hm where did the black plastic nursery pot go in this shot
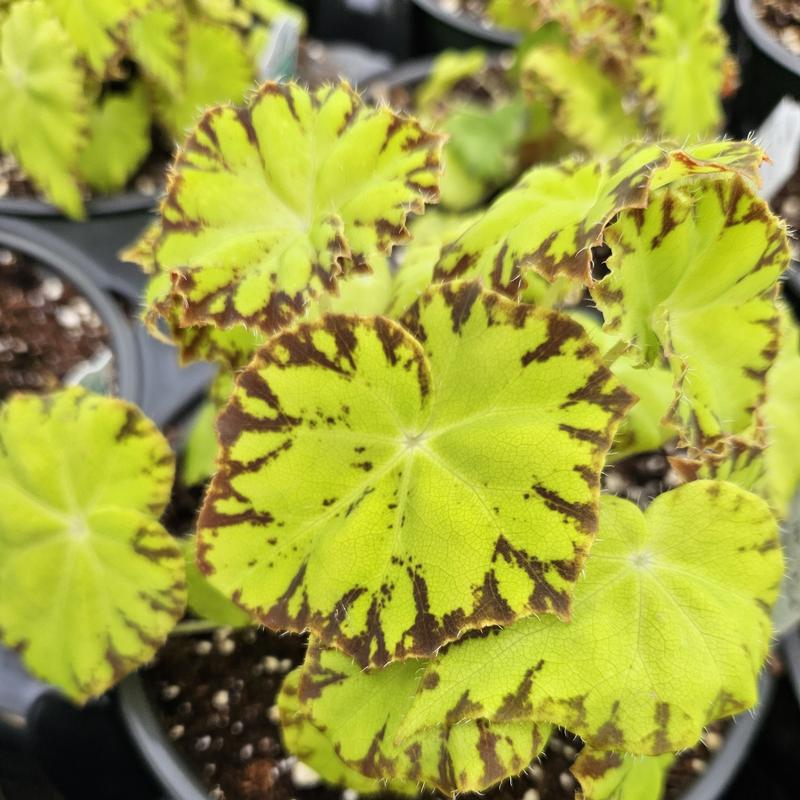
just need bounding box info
[733,0,800,134]
[0,190,158,305]
[116,662,775,800]
[410,0,732,56]
[0,216,212,429]
[408,0,517,54]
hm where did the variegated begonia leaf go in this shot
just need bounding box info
[0,388,185,703]
[304,254,393,321]
[575,313,676,459]
[0,0,86,218]
[127,0,185,96]
[485,0,541,31]
[278,666,400,795]
[183,536,252,628]
[197,282,632,666]
[762,308,800,518]
[286,641,550,795]
[636,0,726,140]
[78,82,152,193]
[404,481,781,755]
[521,44,642,154]
[439,98,527,211]
[47,0,148,76]
[415,49,489,112]
[433,140,765,295]
[388,212,481,318]
[572,750,673,800]
[152,81,442,333]
[153,17,253,138]
[593,173,788,447]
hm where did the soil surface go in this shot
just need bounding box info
[755,0,800,57]
[144,627,726,800]
[0,248,114,399]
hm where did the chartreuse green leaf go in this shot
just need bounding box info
[521,45,642,154]
[47,0,148,76]
[78,82,152,193]
[278,667,397,795]
[389,212,481,317]
[574,313,676,459]
[197,282,632,666]
[0,0,86,218]
[762,309,800,518]
[416,49,489,112]
[439,98,527,211]
[305,255,393,321]
[636,0,726,140]
[183,536,251,628]
[153,18,253,138]
[153,81,442,333]
[286,642,550,795]
[127,0,184,96]
[0,388,185,703]
[572,750,673,800]
[485,0,555,31]
[404,481,781,755]
[593,173,789,446]
[432,140,765,295]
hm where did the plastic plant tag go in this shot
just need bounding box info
[258,16,300,81]
[756,97,800,201]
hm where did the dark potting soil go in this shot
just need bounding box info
[143,627,726,800]
[754,0,800,57]
[0,145,168,206]
[0,248,114,399]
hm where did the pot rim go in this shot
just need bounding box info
[735,0,800,77]
[118,664,776,800]
[409,0,519,46]
[0,216,142,404]
[0,189,157,219]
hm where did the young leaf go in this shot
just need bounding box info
[0,0,86,218]
[432,140,764,295]
[47,0,148,76]
[0,388,184,703]
[575,313,676,459]
[184,536,251,628]
[127,0,185,96]
[404,481,781,755]
[636,0,726,140]
[522,44,642,154]
[388,211,481,317]
[416,49,489,112]
[154,81,442,333]
[288,642,550,795]
[153,18,253,138]
[572,749,673,800]
[78,82,152,193]
[278,667,400,795]
[182,401,219,487]
[197,282,632,667]
[593,173,789,445]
